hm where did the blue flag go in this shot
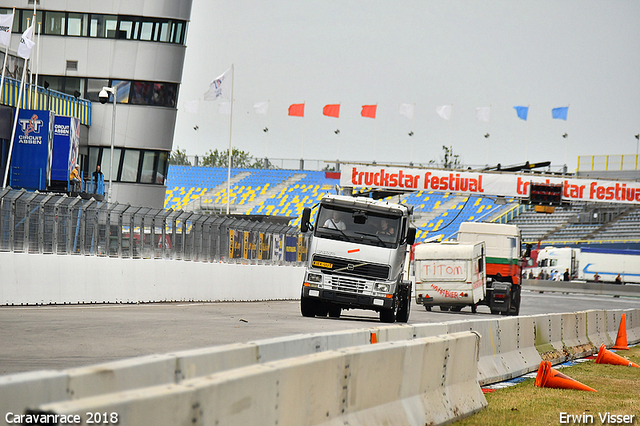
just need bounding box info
[514,106,529,121]
[552,106,568,120]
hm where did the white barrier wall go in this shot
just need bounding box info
[0,253,305,305]
[30,332,488,426]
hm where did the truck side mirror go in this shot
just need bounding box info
[406,227,416,245]
[300,207,312,232]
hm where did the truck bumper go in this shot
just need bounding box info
[302,286,393,310]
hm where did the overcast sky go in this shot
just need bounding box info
[173,0,640,171]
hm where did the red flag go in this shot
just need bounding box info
[361,105,377,119]
[323,104,340,118]
[288,103,305,117]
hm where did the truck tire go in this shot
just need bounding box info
[471,304,477,313]
[396,285,411,323]
[440,305,450,312]
[301,296,316,317]
[450,306,462,312]
[328,305,341,318]
[507,286,521,316]
[424,305,432,312]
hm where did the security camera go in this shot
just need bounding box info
[98,89,110,104]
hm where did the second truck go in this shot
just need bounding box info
[413,222,523,315]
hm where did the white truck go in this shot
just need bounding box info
[414,222,523,315]
[535,246,640,284]
[299,194,416,323]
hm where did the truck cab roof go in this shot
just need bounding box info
[320,194,412,217]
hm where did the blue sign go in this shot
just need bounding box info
[51,116,80,181]
[10,109,54,190]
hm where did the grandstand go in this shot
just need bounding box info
[164,165,640,247]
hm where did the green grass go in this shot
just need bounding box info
[456,346,640,426]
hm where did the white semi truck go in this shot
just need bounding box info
[299,194,416,323]
[534,246,640,284]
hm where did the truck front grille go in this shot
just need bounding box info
[327,276,369,294]
[311,255,390,280]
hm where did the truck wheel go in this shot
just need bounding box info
[301,296,316,317]
[450,306,462,312]
[424,305,432,312]
[396,286,411,323]
[508,286,521,316]
[471,304,477,313]
[440,305,450,312]
[316,303,329,317]
[328,305,341,318]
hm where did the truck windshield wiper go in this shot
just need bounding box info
[354,231,387,247]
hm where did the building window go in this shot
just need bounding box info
[44,11,65,35]
[67,13,87,37]
[8,9,186,45]
[90,147,168,186]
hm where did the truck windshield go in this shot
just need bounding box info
[315,205,401,248]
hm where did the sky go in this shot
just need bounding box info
[173,0,640,172]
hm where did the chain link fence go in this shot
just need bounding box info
[0,188,308,265]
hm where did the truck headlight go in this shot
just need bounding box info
[374,283,390,293]
[307,273,323,283]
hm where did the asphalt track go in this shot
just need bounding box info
[1,290,638,376]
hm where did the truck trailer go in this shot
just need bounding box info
[535,246,640,284]
[413,241,488,313]
[413,222,524,315]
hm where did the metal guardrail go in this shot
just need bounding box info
[0,188,308,265]
[522,279,640,297]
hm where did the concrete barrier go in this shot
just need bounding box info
[585,310,613,349]
[0,252,305,305]
[31,332,486,426]
[560,311,595,358]
[522,279,640,297]
[531,313,566,363]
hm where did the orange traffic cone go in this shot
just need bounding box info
[534,361,597,392]
[612,314,630,350]
[595,344,639,368]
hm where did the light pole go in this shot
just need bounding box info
[99,87,116,203]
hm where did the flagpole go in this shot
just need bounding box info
[2,58,28,188]
[29,0,36,109]
[35,21,41,109]
[0,8,15,103]
[226,63,234,215]
[563,104,570,168]
[486,105,492,166]
[525,104,530,161]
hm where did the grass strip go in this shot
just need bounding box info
[457,346,640,426]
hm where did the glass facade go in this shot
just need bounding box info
[0,8,187,44]
[88,147,168,186]
[38,75,178,108]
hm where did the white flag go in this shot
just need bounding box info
[253,101,269,115]
[218,102,231,115]
[17,25,35,59]
[204,68,231,101]
[475,106,491,122]
[0,13,14,47]
[183,100,199,114]
[436,105,452,120]
[398,103,414,119]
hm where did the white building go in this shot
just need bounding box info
[0,0,193,208]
